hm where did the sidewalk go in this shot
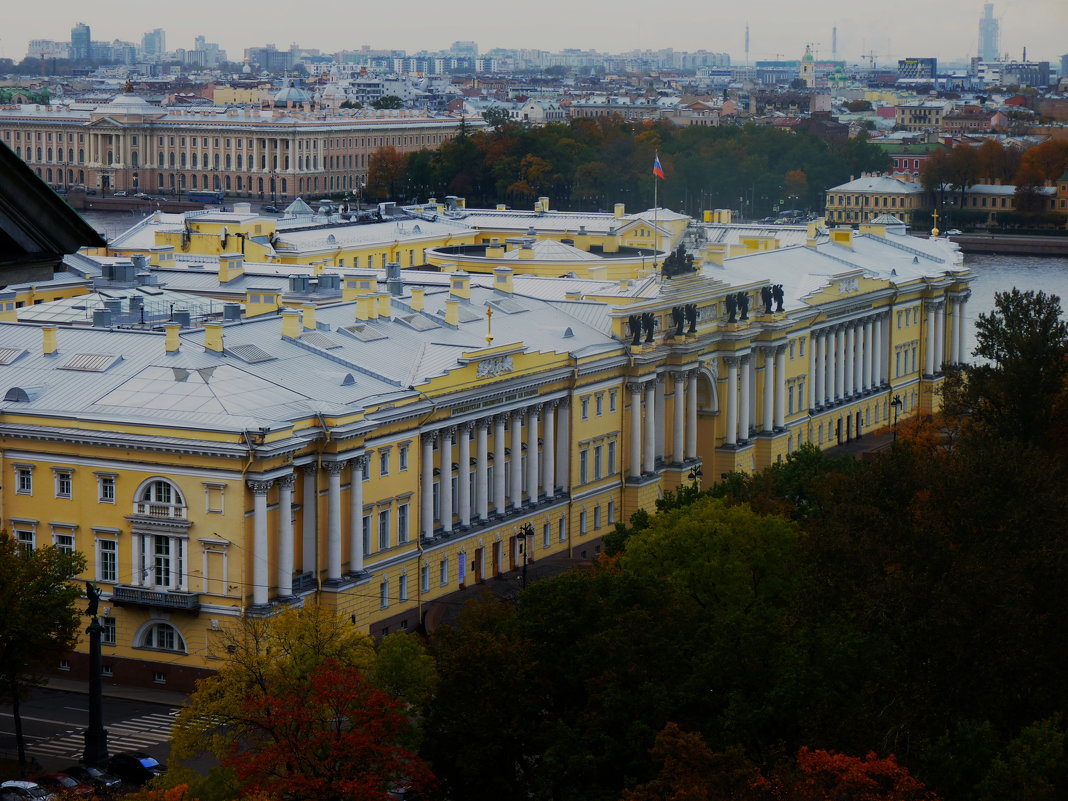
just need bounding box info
[43,676,189,707]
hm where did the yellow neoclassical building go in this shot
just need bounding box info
[0,209,973,691]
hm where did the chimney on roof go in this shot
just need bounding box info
[282,308,301,338]
[614,203,625,218]
[376,292,391,319]
[219,253,245,283]
[410,287,425,312]
[204,323,224,353]
[165,324,181,353]
[450,272,471,300]
[42,326,58,356]
[493,266,514,294]
[354,295,373,322]
[444,299,460,327]
[302,304,317,330]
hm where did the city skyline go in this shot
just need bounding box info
[3,0,1065,67]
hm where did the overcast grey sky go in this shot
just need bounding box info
[4,0,1066,65]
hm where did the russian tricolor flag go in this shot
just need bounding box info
[653,155,666,180]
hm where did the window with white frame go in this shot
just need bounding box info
[594,445,603,480]
[543,522,551,548]
[97,539,117,583]
[399,445,409,471]
[608,500,616,524]
[420,564,430,592]
[139,622,186,652]
[581,397,589,419]
[398,572,408,602]
[593,506,601,530]
[595,394,604,416]
[397,502,409,544]
[607,440,617,474]
[101,616,116,645]
[579,510,587,535]
[458,554,466,585]
[15,465,33,495]
[362,513,372,555]
[439,556,449,586]
[97,474,116,504]
[558,518,566,542]
[138,533,186,589]
[378,508,391,551]
[53,530,75,554]
[13,525,35,550]
[579,449,588,484]
[137,479,185,518]
[54,469,73,499]
[379,450,390,476]
[609,390,617,412]
[380,580,389,608]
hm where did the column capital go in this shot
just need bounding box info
[493,412,509,426]
[527,404,541,420]
[775,344,788,356]
[626,381,643,394]
[544,399,559,412]
[655,372,666,385]
[439,425,456,440]
[277,473,296,491]
[352,454,370,471]
[458,420,475,435]
[512,408,526,423]
[928,299,945,312]
[670,370,687,383]
[421,431,437,446]
[302,463,318,476]
[324,460,348,475]
[475,417,492,431]
[724,354,740,369]
[247,479,274,494]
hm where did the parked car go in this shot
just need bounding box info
[33,774,92,798]
[113,191,128,197]
[60,765,122,793]
[263,204,279,213]
[85,189,98,196]
[0,781,54,801]
[133,192,152,199]
[105,753,165,786]
[945,228,962,236]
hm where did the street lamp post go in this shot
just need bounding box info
[516,522,534,590]
[688,464,703,489]
[890,394,903,441]
[82,582,109,767]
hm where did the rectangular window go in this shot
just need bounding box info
[397,502,409,544]
[788,385,795,415]
[608,441,617,474]
[594,506,601,530]
[439,557,449,586]
[378,509,391,551]
[55,471,72,499]
[595,394,603,416]
[398,573,408,602]
[543,522,551,548]
[101,616,116,645]
[579,449,588,484]
[98,539,117,583]
[559,518,566,542]
[98,475,116,503]
[379,580,389,608]
[54,533,74,554]
[458,555,467,585]
[399,445,409,471]
[581,397,589,419]
[608,500,616,524]
[16,467,32,495]
[799,338,805,357]
[14,529,34,550]
[362,514,371,555]
[579,510,587,535]
[594,445,603,479]
[421,564,430,592]
[609,390,617,412]
[379,451,390,476]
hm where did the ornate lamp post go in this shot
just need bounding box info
[688,464,703,489]
[82,582,109,767]
[890,394,903,442]
[516,522,534,590]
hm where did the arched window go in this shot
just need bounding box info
[135,478,185,518]
[191,153,198,169]
[138,622,186,652]
[191,174,198,188]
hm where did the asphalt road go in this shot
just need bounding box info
[0,687,177,770]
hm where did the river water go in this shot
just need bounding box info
[78,211,1068,357]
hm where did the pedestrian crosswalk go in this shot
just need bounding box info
[27,710,179,760]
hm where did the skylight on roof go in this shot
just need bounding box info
[339,325,387,342]
[228,344,276,364]
[299,332,342,350]
[61,353,121,372]
[0,347,27,365]
[396,314,440,332]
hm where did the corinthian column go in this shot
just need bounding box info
[278,473,295,596]
[325,461,345,581]
[248,479,274,607]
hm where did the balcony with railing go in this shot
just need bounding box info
[113,585,200,612]
[132,501,187,520]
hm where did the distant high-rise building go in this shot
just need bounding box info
[898,57,938,80]
[70,22,91,61]
[450,40,478,57]
[142,28,166,60]
[1061,54,1068,78]
[978,3,999,62]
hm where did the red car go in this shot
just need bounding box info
[34,775,92,798]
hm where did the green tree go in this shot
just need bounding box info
[978,718,1067,801]
[372,95,404,110]
[0,534,86,766]
[943,288,1068,446]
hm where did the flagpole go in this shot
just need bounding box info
[654,151,659,272]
